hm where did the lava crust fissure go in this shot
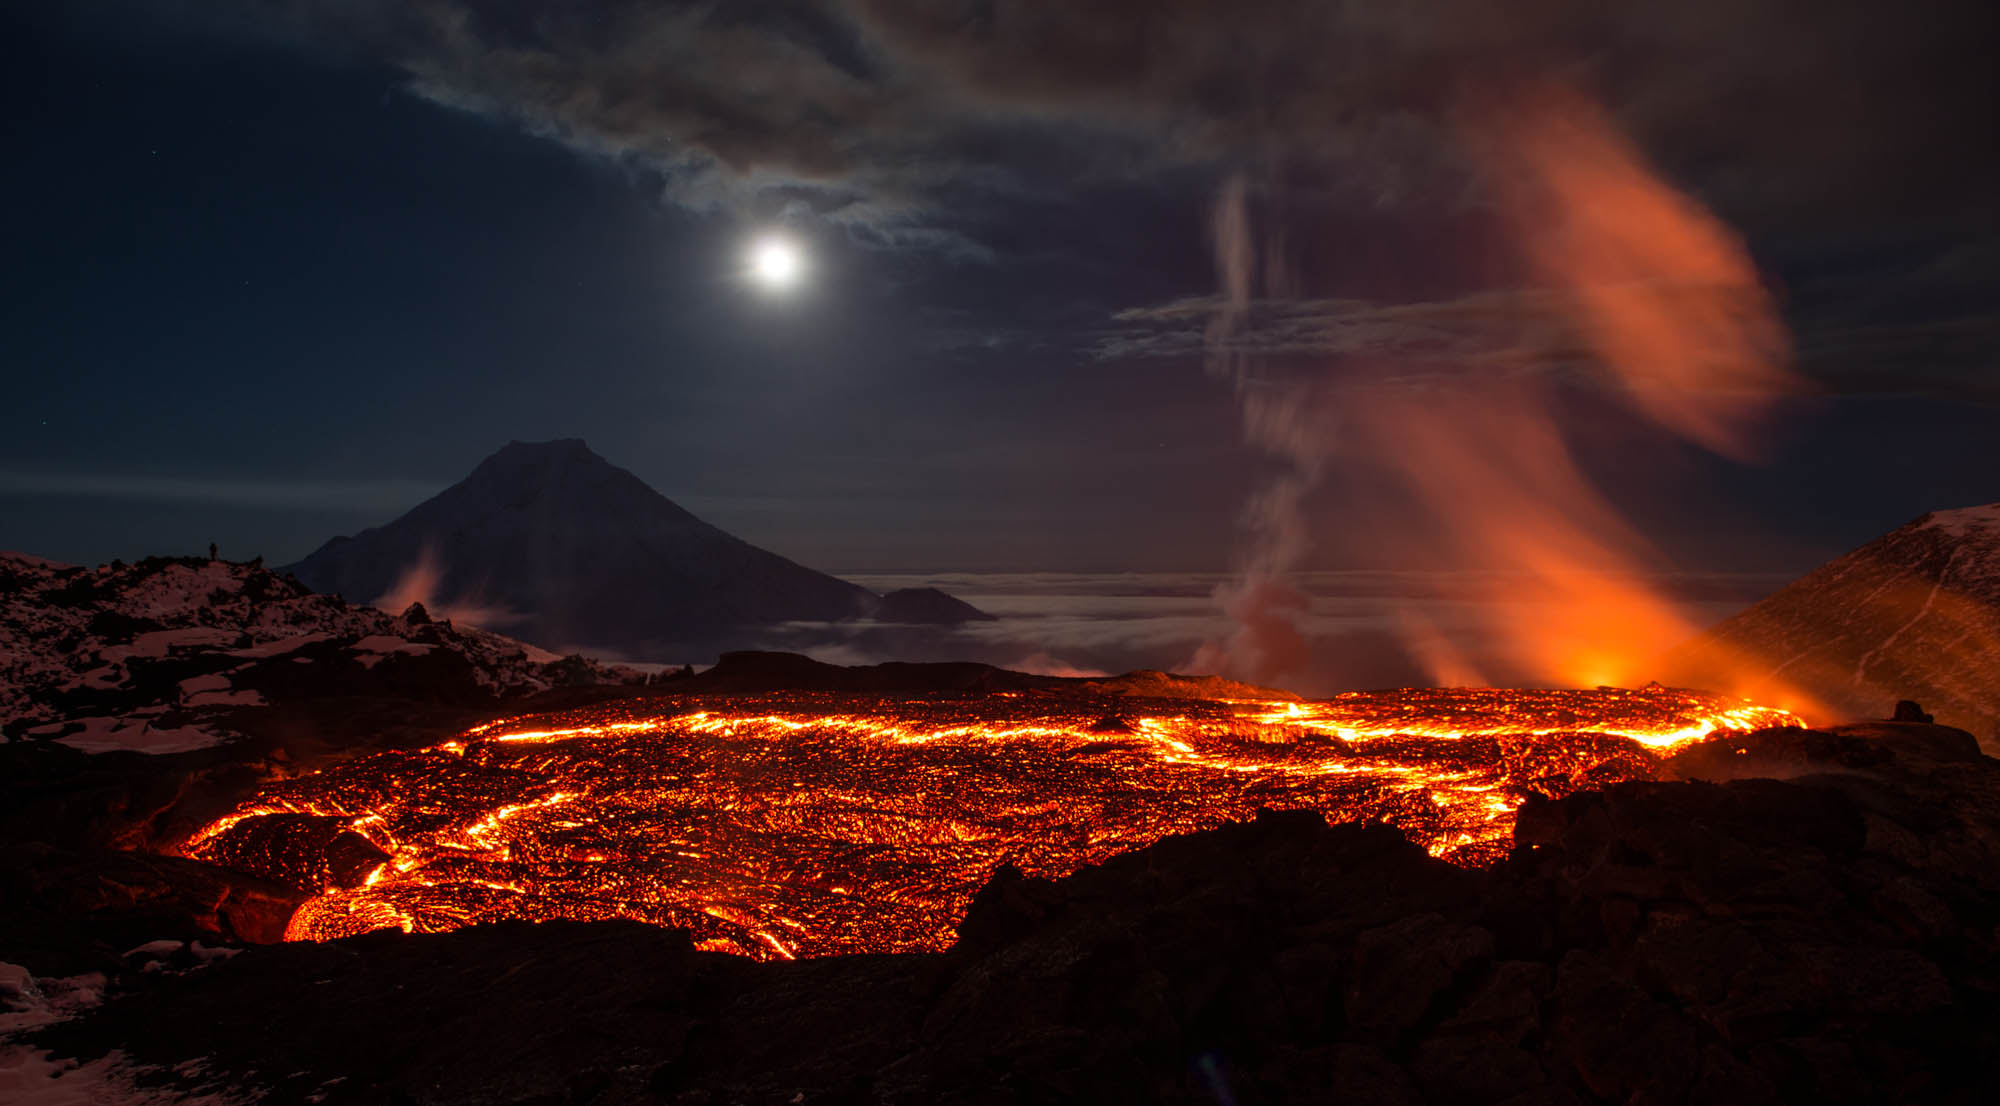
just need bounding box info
[182,687,1797,959]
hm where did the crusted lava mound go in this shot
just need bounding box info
[26,719,2000,1104]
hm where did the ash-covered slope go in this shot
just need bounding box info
[286,440,985,658]
[1663,504,2000,743]
[0,552,635,755]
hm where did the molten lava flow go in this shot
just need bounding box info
[185,688,1799,959]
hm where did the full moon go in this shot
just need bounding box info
[748,235,803,290]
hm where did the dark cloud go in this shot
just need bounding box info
[6,0,1994,584]
[398,5,898,183]
[127,1,969,251]
[850,0,1998,225]
[30,0,1998,399]
[108,0,1989,263]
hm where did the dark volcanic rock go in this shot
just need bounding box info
[0,739,280,853]
[0,843,304,976]
[1894,699,1935,723]
[25,723,2000,1105]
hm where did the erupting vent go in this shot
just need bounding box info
[185,688,1798,959]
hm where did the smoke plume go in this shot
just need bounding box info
[1197,85,1806,694]
[1187,174,1317,685]
[375,544,525,631]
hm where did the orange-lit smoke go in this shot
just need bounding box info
[1474,88,1795,459]
[1344,383,1708,689]
[1200,86,1809,697]
[374,544,523,630]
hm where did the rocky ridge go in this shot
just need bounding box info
[0,552,641,756]
[1665,503,2000,748]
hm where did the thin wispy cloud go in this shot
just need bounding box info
[0,471,443,512]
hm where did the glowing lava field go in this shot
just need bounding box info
[185,687,1799,959]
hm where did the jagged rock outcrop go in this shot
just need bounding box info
[0,552,639,756]
[1663,503,2000,749]
[25,721,1997,1104]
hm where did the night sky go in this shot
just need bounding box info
[4,0,1995,580]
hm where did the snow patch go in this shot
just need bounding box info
[225,633,329,659]
[1921,503,2000,539]
[350,635,435,670]
[1,963,241,1105]
[73,666,127,691]
[177,674,231,696]
[49,717,227,755]
[182,689,265,708]
[174,674,264,709]
[351,635,433,656]
[105,629,238,662]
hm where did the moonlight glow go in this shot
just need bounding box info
[748,236,803,290]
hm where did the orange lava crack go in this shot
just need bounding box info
[184,687,1799,959]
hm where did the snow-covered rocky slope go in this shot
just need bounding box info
[0,553,639,755]
[1664,504,2000,746]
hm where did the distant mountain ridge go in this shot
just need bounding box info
[1663,503,2000,747]
[286,440,988,659]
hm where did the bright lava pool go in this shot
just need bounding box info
[185,686,1799,959]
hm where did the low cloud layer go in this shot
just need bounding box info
[745,570,1789,695]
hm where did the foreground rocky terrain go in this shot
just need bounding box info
[10,715,1995,1104]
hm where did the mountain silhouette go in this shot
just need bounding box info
[286,440,980,658]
